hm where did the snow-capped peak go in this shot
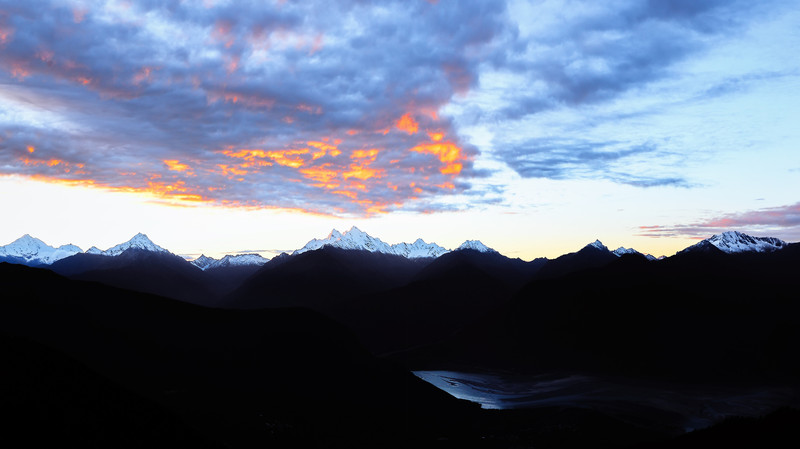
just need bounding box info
[0,234,83,265]
[214,254,269,268]
[190,253,267,270]
[97,233,169,256]
[293,227,449,258]
[703,231,786,253]
[612,246,657,260]
[456,240,497,253]
[587,240,609,251]
[393,238,449,258]
[612,246,638,256]
[190,254,217,270]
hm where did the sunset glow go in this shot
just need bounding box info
[0,0,797,261]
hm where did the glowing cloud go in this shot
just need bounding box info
[0,0,492,215]
[410,142,465,175]
[396,113,419,134]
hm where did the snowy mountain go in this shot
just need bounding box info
[391,238,450,258]
[682,231,787,254]
[191,254,268,271]
[293,227,449,258]
[0,234,83,265]
[190,254,217,270]
[456,240,497,253]
[587,239,609,251]
[97,233,169,256]
[612,246,638,256]
[612,246,657,261]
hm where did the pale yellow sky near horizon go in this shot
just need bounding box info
[1,175,714,261]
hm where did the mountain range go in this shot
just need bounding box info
[0,228,786,268]
[1,227,798,448]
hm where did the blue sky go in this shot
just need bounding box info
[1,0,798,259]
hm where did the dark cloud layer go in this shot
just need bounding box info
[0,0,789,213]
[0,0,512,215]
[500,137,689,187]
[486,0,783,186]
[497,0,752,119]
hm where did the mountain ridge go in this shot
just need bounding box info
[0,229,794,268]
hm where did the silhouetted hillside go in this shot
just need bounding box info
[332,249,546,355]
[228,246,432,310]
[400,246,800,382]
[49,250,215,305]
[0,332,220,449]
[0,263,481,448]
[534,242,620,280]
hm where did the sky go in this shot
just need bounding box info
[1,0,798,260]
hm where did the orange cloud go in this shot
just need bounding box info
[299,164,338,184]
[226,54,240,74]
[20,157,64,167]
[396,113,419,134]
[351,148,379,162]
[0,25,13,45]
[265,149,309,168]
[409,141,465,174]
[307,140,341,159]
[133,67,154,85]
[208,91,275,108]
[9,62,30,79]
[146,180,204,202]
[427,131,444,142]
[217,164,249,176]
[297,103,323,114]
[343,164,384,181]
[332,190,357,199]
[163,159,194,175]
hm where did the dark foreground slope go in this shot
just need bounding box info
[228,246,432,310]
[0,263,481,448]
[331,249,544,355]
[400,245,800,382]
[49,250,215,305]
[0,332,221,449]
[49,250,267,306]
[227,248,545,355]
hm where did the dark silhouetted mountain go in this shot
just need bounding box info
[413,248,548,290]
[0,332,220,449]
[0,263,482,448]
[49,249,215,305]
[227,246,433,310]
[226,247,548,355]
[633,407,800,449]
[534,239,620,280]
[201,264,264,297]
[400,245,800,383]
[333,249,522,355]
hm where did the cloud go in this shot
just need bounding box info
[638,202,800,241]
[495,0,756,119]
[500,137,689,187]
[469,0,792,187]
[0,0,514,215]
